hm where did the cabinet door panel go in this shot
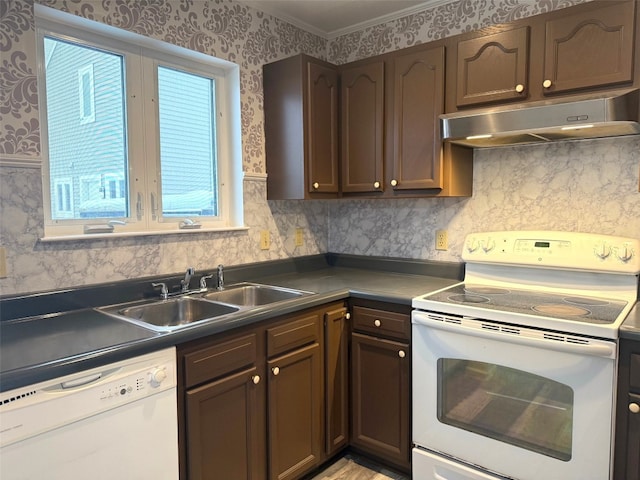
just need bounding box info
[307,62,339,193]
[268,343,322,480]
[392,46,445,190]
[186,366,265,480]
[456,27,529,107]
[543,1,635,94]
[341,62,385,193]
[351,332,410,468]
[325,306,349,456]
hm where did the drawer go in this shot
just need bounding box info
[267,313,320,358]
[631,354,640,391]
[352,306,410,341]
[184,333,257,388]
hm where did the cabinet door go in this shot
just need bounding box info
[391,46,445,191]
[341,61,385,193]
[542,0,635,95]
[186,366,265,480]
[324,305,349,456]
[351,332,410,469]
[307,61,339,194]
[456,27,529,107]
[268,343,322,480]
[627,393,640,480]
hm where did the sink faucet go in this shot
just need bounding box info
[216,264,224,290]
[181,267,195,293]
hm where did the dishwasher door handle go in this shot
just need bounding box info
[61,373,102,389]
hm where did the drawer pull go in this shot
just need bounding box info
[542,79,552,89]
[252,375,261,385]
[515,84,524,93]
[630,403,640,414]
[272,366,280,376]
[398,350,406,358]
[374,319,381,327]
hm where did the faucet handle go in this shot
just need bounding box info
[216,264,224,291]
[152,282,168,300]
[200,274,214,290]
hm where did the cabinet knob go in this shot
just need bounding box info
[373,181,380,189]
[374,319,381,327]
[252,375,261,385]
[272,366,280,376]
[312,182,319,189]
[345,312,351,320]
[390,179,398,187]
[630,403,640,414]
[542,79,552,89]
[398,350,406,358]
[515,84,524,93]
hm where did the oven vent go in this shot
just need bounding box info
[543,333,590,345]
[481,323,521,335]
[426,312,462,325]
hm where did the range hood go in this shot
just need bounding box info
[441,89,640,148]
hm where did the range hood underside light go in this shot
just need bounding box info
[442,89,640,148]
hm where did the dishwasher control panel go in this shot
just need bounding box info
[0,347,176,447]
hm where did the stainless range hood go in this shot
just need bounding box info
[441,89,640,148]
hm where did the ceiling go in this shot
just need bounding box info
[240,0,440,38]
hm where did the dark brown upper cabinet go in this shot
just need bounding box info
[542,0,636,96]
[340,60,386,194]
[264,54,339,199]
[391,46,445,191]
[450,0,637,109]
[455,27,529,107]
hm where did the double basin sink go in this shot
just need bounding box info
[99,283,312,332]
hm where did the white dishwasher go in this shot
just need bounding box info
[0,347,178,480]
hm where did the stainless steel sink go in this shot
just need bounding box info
[200,283,311,307]
[100,296,239,332]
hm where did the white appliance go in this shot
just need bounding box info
[412,231,640,480]
[0,347,178,480]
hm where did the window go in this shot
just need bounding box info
[35,5,243,239]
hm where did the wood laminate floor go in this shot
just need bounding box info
[309,454,409,480]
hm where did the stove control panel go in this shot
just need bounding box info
[463,231,640,273]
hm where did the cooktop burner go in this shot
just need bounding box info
[428,284,627,325]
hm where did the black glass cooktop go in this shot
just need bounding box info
[422,284,628,325]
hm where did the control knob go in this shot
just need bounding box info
[594,242,611,260]
[149,368,167,388]
[481,238,496,253]
[466,238,479,253]
[616,244,634,263]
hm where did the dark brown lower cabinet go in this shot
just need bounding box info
[614,339,640,480]
[186,366,265,480]
[350,332,410,470]
[268,343,322,480]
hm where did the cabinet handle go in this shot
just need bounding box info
[630,403,640,414]
[398,350,406,358]
[542,79,552,89]
[312,182,320,189]
[252,375,260,385]
[272,366,280,376]
[345,312,351,320]
[373,181,380,189]
[390,179,398,187]
[374,319,381,327]
[515,84,524,93]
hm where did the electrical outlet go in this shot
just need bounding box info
[295,228,304,247]
[0,246,6,278]
[435,230,448,251]
[260,230,270,250]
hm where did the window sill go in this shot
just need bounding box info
[39,226,249,242]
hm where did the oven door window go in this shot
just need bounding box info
[437,359,573,461]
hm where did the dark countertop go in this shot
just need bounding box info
[620,302,640,342]
[0,255,461,392]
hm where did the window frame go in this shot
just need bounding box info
[35,4,244,240]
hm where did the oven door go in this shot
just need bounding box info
[412,311,617,480]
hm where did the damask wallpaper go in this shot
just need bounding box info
[1,0,638,296]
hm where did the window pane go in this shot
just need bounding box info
[438,359,573,461]
[157,66,218,218]
[44,36,128,220]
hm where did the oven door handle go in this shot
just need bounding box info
[412,314,616,358]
